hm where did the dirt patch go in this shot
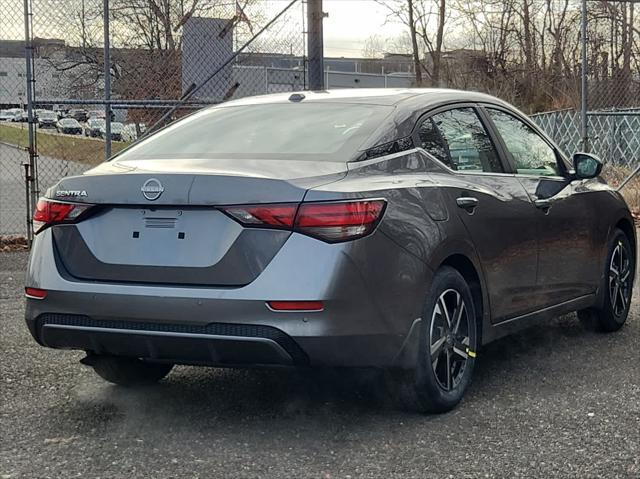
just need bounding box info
[0,235,29,252]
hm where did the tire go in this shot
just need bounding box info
[578,228,634,332]
[392,266,478,413]
[90,356,173,386]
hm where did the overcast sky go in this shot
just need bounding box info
[322,0,405,57]
[0,0,406,58]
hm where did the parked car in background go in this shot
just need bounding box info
[122,123,142,142]
[68,109,88,122]
[53,106,66,118]
[0,110,16,121]
[56,118,83,135]
[87,109,115,121]
[100,121,124,141]
[12,109,28,122]
[25,90,636,414]
[84,118,105,138]
[37,111,58,128]
[87,109,104,119]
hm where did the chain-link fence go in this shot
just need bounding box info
[1,0,305,237]
[0,0,30,235]
[532,108,640,164]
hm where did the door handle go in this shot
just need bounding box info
[534,198,552,211]
[456,196,479,211]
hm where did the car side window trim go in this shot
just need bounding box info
[477,104,570,178]
[414,148,520,179]
[414,146,570,184]
[412,104,510,175]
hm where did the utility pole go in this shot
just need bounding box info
[103,0,111,160]
[306,0,325,90]
[580,0,589,152]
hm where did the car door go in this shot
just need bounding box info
[482,106,600,306]
[416,105,542,322]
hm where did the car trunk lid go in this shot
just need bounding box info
[49,158,347,286]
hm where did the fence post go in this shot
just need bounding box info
[580,0,589,152]
[103,0,111,160]
[609,109,616,164]
[306,0,325,90]
[23,0,37,243]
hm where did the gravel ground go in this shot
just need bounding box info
[1,251,639,478]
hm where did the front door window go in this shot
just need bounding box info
[487,108,561,177]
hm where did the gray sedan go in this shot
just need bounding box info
[24,89,635,413]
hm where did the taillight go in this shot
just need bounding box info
[221,199,386,243]
[295,200,386,242]
[223,204,297,228]
[32,198,93,234]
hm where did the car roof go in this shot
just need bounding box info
[206,88,524,156]
[219,88,510,109]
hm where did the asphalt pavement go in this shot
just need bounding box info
[0,251,638,478]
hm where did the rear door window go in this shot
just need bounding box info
[418,107,503,173]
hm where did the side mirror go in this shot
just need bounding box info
[573,152,603,179]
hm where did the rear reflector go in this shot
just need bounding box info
[33,198,94,234]
[267,301,324,312]
[25,287,47,299]
[221,199,386,243]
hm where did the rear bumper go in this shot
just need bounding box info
[25,297,421,369]
[31,314,307,366]
[25,228,433,368]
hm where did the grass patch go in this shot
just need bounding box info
[0,123,128,166]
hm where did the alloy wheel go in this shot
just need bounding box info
[429,289,471,392]
[609,241,632,318]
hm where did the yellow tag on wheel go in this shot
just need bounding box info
[466,348,477,358]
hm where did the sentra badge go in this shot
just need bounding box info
[55,190,87,198]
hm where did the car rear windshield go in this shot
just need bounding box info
[113,103,394,162]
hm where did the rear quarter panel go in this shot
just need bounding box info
[305,150,489,336]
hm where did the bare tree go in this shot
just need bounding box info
[362,34,387,58]
[376,0,449,86]
[408,0,424,85]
